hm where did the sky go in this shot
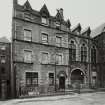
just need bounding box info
[0,0,105,40]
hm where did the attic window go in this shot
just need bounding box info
[41,17,49,25]
[24,13,31,21]
[55,21,60,29]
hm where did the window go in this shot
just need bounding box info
[42,52,49,64]
[41,17,49,25]
[1,67,5,74]
[69,40,76,62]
[24,50,32,63]
[55,22,60,29]
[26,72,38,86]
[1,56,6,63]
[91,46,96,63]
[81,44,87,62]
[24,29,32,41]
[56,54,62,65]
[56,36,62,47]
[49,73,54,86]
[24,13,31,21]
[1,46,6,50]
[42,33,48,44]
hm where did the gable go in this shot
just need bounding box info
[40,4,50,17]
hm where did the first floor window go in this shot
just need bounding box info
[24,50,32,63]
[49,73,54,86]
[42,52,49,64]
[26,72,38,86]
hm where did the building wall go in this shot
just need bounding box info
[12,0,95,96]
[0,42,11,99]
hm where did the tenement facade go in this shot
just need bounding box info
[12,0,97,96]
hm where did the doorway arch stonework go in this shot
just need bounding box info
[70,68,87,85]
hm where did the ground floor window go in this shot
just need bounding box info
[49,73,54,86]
[26,72,38,86]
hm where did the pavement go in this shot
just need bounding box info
[1,92,105,105]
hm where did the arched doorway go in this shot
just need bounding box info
[71,69,84,84]
[57,71,67,90]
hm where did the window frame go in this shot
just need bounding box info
[41,17,49,25]
[81,43,87,62]
[24,29,32,42]
[25,72,38,86]
[91,46,96,63]
[56,36,62,47]
[49,72,54,86]
[41,32,48,44]
[24,12,32,21]
[41,52,49,64]
[23,49,33,63]
[69,40,76,62]
[56,53,63,65]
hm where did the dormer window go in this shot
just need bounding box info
[55,22,60,29]
[41,17,49,25]
[24,12,31,21]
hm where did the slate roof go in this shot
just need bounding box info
[71,23,81,32]
[81,27,91,35]
[0,37,10,43]
[91,23,105,37]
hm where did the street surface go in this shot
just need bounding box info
[1,92,105,105]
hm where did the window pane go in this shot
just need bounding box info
[42,18,47,24]
[24,50,32,63]
[26,72,38,86]
[24,29,32,41]
[49,73,54,85]
[42,53,48,64]
[56,37,61,47]
[42,33,48,43]
[56,54,62,64]
[81,45,87,62]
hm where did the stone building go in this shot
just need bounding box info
[91,23,105,88]
[0,37,11,99]
[12,0,96,96]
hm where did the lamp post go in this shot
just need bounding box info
[55,61,57,92]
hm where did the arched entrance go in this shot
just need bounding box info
[71,69,85,84]
[57,71,67,89]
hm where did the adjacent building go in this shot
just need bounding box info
[0,37,11,99]
[12,0,97,97]
[91,23,105,88]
